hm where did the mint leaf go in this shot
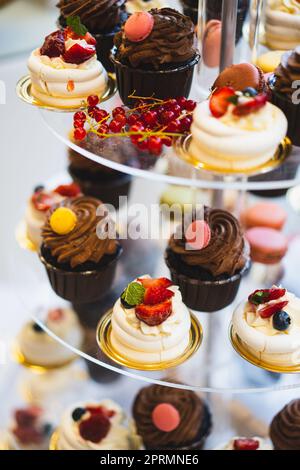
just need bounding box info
[227,95,238,105]
[121,282,145,307]
[66,16,88,37]
[249,290,267,305]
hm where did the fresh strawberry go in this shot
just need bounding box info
[144,286,174,305]
[136,299,172,326]
[13,426,44,445]
[248,288,286,306]
[233,438,260,451]
[209,86,235,118]
[64,27,96,46]
[54,183,81,197]
[40,30,65,58]
[31,192,54,212]
[79,414,111,443]
[15,407,41,427]
[86,406,115,419]
[84,32,97,46]
[233,93,268,117]
[137,277,172,289]
[63,43,95,64]
[259,300,289,319]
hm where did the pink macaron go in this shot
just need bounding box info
[202,20,222,68]
[124,12,154,42]
[185,220,211,251]
[241,202,287,231]
[152,403,180,432]
[246,227,288,265]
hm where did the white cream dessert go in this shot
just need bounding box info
[215,437,272,450]
[126,0,166,14]
[17,307,83,368]
[190,87,287,171]
[232,287,300,368]
[0,407,53,450]
[55,400,140,450]
[25,182,81,248]
[111,276,191,364]
[28,25,107,108]
[265,0,300,50]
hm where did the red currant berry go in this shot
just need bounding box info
[94,108,109,122]
[148,136,162,156]
[165,99,178,110]
[73,119,84,129]
[180,116,193,132]
[74,111,86,123]
[165,119,181,133]
[114,114,127,126]
[109,119,123,133]
[176,96,187,109]
[137,138,149,150]
[160,110,175,125]
[171,104,181,118]
[97,123,109,138]
[128,113,139,126]
[185,100,197,111]
[112,107,126,117]
[74,128,86,141]
[161,136,172,147]
[87,95,99,107]
[142,110,158,127]
[88,106,98,118]
[130,122,144,132]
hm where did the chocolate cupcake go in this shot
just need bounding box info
[68,148,131,210]
[270,399,300,450]
[39,196,122,303]
[111,8,200,106]
[270,47,300,147]
[165,207,250,312]
[132,384,212,450]
[57,0,128,72]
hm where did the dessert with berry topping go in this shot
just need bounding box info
[39,196,122,303]
[52,400,141,450]
[215,436,272,450]
[165,206,250,311]
[231,286,300,369]
[25,182,81,248]
[189,87,287,171]
[0,407,53,450]
[27,17,107,108]
[265,0,300,51]
[16,307,83,368]
[270,399,300,450]
[126,0,166,15]
[57,1,128,73]
[110,275,193,365]
[133,383,212,449]
[111,9,200,106]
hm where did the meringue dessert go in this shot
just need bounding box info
[25,182,81,248]
[265,0,300,50]
[190,87,287,171]
[232,287,300,369]
[17,307,83,368]
[27,21,107,108]
[110,276,192,365]
[52,400,140,450]
[215,437,272,450]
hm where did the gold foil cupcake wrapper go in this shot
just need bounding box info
[173,135,292,177]
[96,309,203,371]
[13,343,77,372]
[16,73,117,112]
[230,324,300,374]
[49,430,59,450]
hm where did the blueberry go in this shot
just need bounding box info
[242,87,258,97]
[34,185,44,193]
[72,407,86,422]
[43,423,52,436]
[273,310,291,331]
[32,322,44,333]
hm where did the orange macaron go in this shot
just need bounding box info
[241,202,287,231]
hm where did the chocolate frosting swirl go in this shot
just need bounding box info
[132,384,209,449]
[169,207,248,277]
[42,196,117,268]
[114,8,196,69]
[274,47,300,98]
[57,0,126,32]
[270,400,300,450]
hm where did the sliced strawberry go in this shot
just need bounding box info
[13,426,44,445]
[209,86,235,118]
[144,286,174,305]
[233,93,268,117]
[137,277,172,289]
[64,27,96,46]
[259,300,289,319]
[79,414,111,443]
[54,183,81,197]
[84,32,97,46]
[86,406,115,419]
[233,438,259,451]
[136,299,172,326]
[15,407,42,427]
[63,43,95,64]
[248,288,286,305]
[31,192,54,212]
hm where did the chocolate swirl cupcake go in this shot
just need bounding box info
[132,384,212,449]
[274,47,300,98]
[165,207,250,311]
[270,399,300,450]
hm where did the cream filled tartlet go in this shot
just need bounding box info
[27,20,107,108]
[265,0,300,50]
[232,287,300,369]
[215,437,272,451]
[17,307,83,368]
[190,87,287,171]
[110,276,191,365]
[52,400,140,450]
[25,182,81,248]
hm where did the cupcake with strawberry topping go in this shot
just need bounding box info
[231,286,300,369]
[110,276,192,365]
[215,437,272,450]
[25,182,81,249]
[0,406,53,450]
[190,87,287,171]
[51,400,140,450]
[28,17,107,108]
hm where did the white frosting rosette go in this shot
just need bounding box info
[265,0,300,50]
[190,100,287,171]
